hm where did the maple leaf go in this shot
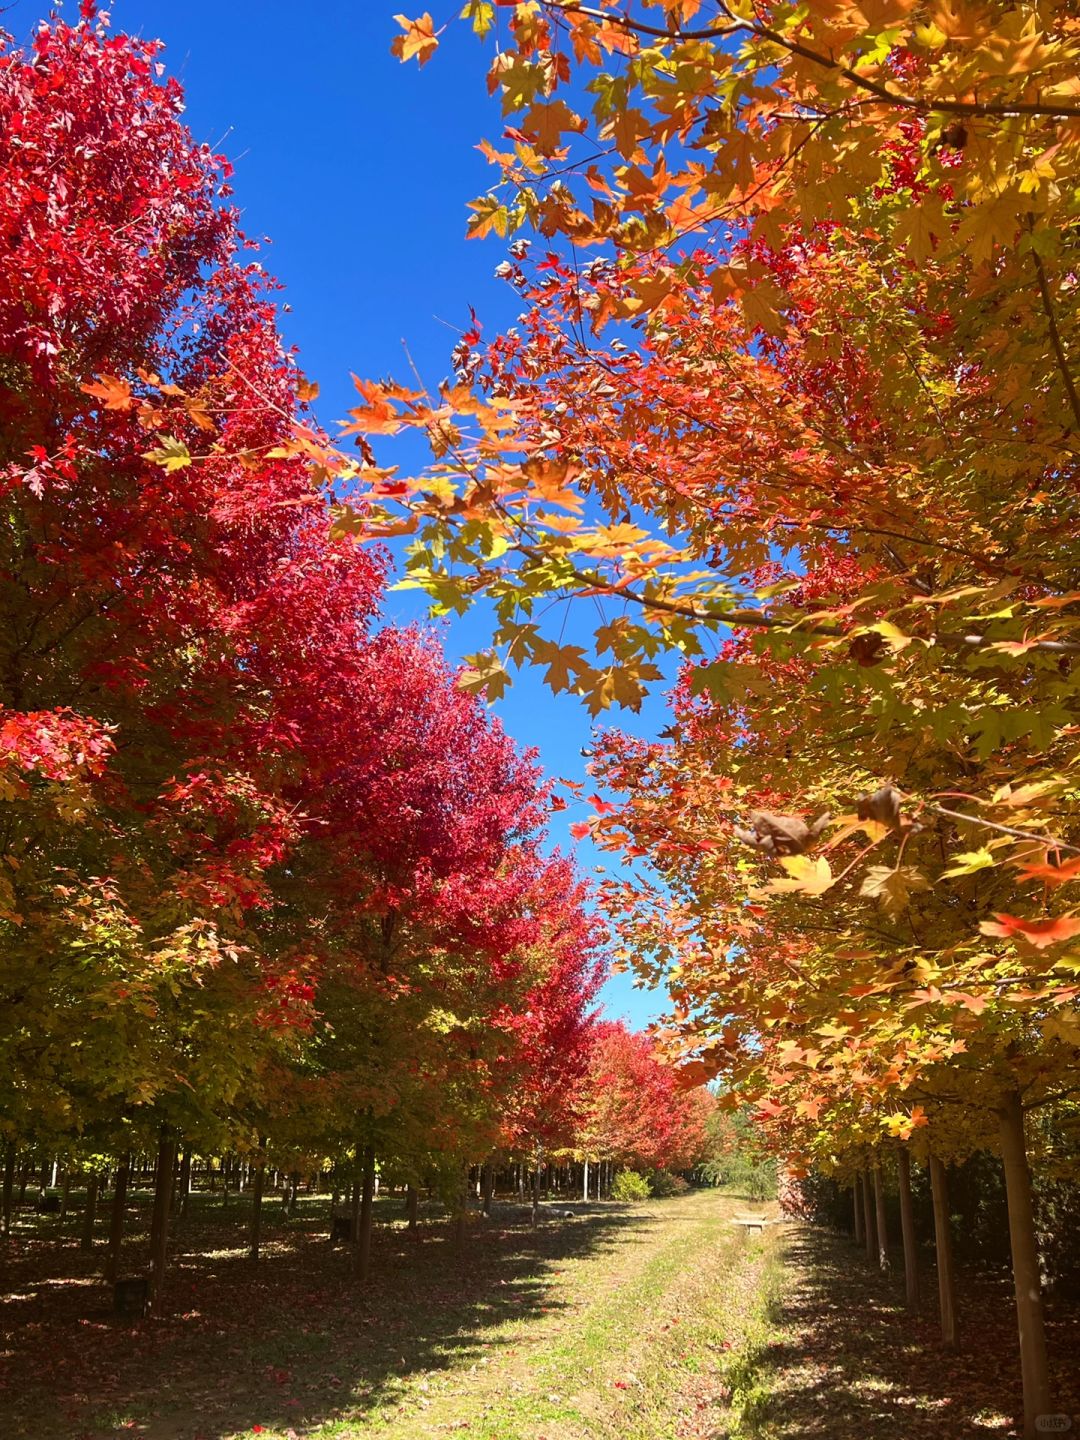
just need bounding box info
[860,866,930,915]
[764,855,835,897]
[1014,855,1080,887]
[391,13,439,66]
[459,0,495,38]
[458,651,510,701]
[80,374,133,411]
[1042,1011,1080,1045]
[142,435,192,472]
[942,848,997,878]
[530,638,589,695]
[979,913,1080,949]
[523,100,585,158]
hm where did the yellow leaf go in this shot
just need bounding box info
[764,855,835,897]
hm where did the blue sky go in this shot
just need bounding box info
[15,1,674,1024]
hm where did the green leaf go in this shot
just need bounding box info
[459,0,494,38]
[942,847,997,878]
[142,435,191,472]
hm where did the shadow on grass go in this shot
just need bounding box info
[0,1188,658,1440]
[736,1225,1080,1440]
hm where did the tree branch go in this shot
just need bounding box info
[925,803,1080,857]
[1028,222,1080,433]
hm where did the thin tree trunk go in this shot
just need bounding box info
[583,1158,589,1202]
[531,1152,541,1229]
[453,1164,468,1254]
[348,1178,361,1259]
[177,1150,192,1218]
[861,1165,876,1262]
[104,1153,130,1282]
[897,1149,919,1310]
[148,1142,165,1262]
[872,1163,890,1272]
[481,1161,494,1216]
[248,1138,267,1262]
[356,1146,375,1283]
[928,1154,957,1349]
[60,1168,72,1219]
[858,1175,869,1244]
[80,1172,99,1251]
[406,1183,418,1233]
[148,1128,178,1313]
[2,1144,14,1238]
[999,1091,1053,1438]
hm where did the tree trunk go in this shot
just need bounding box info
[897,1149,919,1311]
[177,1150,192,1218]
[2,1144,14,1238]
[355,1146,375,1283]
[453,1164,468,1255]
[872,1163,890,1272]
[853,1174,864,1244]
[80,1172,99,1251]
[61,1167,72,1218]
[481,1161,494,1216]
[104,1153,130,1282]
[583,1158,589,1202]
[861,1165,876,1262]
[348,1177,361,1256]
[148,1128,178,1314]
[405,1183,418,1233]
[999,1091,1053,1439]
[531,1153,541,1229]
[928,1154,957,1348]
[248,1138,267,1262]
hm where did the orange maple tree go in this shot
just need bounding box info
[347,3,1080,1431]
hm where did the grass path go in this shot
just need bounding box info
[367,1189,779,1440]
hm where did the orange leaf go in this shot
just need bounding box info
[80,375,133,411]
[391,13,439,66]
[1014,855,1080,887]
[979,913,1080,949]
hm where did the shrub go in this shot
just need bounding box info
[648,1170,689,1198]
[611,1169,651,1202]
